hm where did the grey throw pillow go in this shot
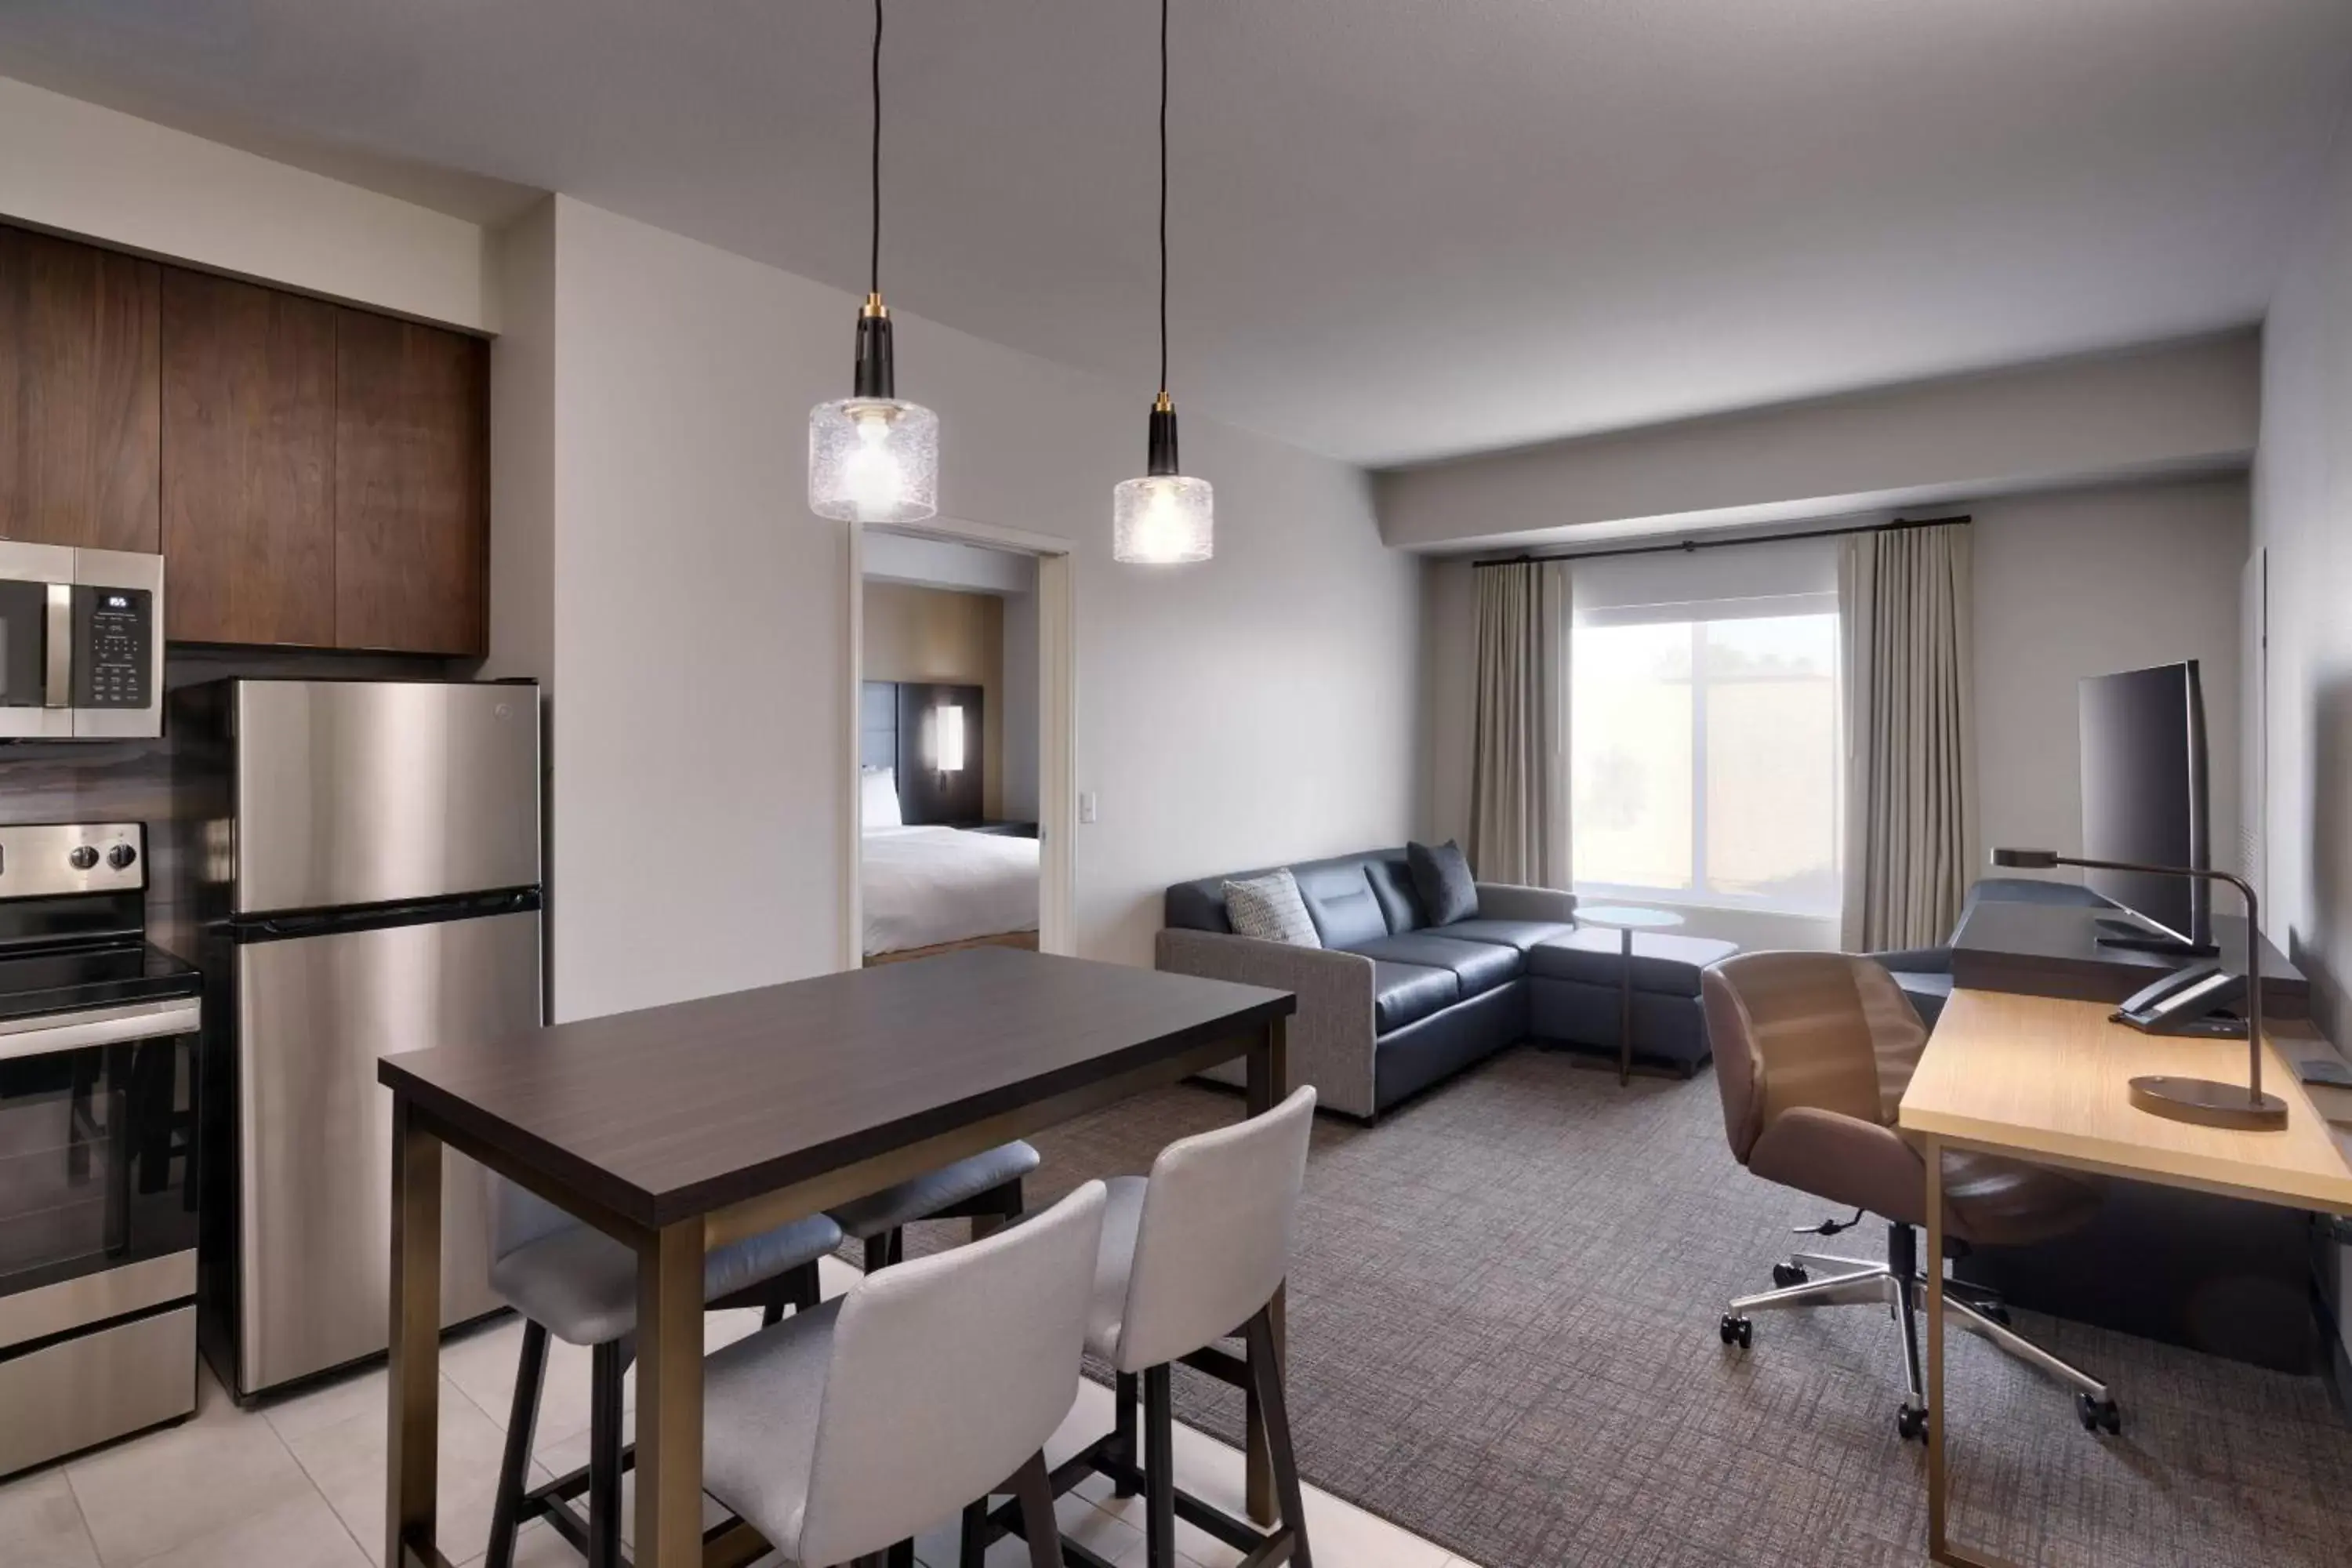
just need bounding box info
[1408,840,1479,925]
[1223,869,1323,948]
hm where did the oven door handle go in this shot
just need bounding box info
[0,998,201,1062]
[43,583,71,709]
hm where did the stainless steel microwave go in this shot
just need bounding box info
[0,543,162,740]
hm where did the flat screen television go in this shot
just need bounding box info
[2078,659,2209,949]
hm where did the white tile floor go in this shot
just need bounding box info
[3,1260,1478,1568]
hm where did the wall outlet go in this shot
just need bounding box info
[1080,791,1098,824]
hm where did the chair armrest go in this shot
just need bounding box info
[1153,929,1380,1117]
[1474,882,1577,924]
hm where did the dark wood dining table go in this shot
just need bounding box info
[376,946,1297,1568]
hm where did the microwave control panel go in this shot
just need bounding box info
[71,586,154,710]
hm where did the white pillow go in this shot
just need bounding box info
[861,767,903,829]
[1223,869,1323,948]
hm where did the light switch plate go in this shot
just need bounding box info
[1080,791,1098,824]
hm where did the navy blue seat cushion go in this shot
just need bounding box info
[1346,933,1521,999]
[1526,929,1738,996]
[1437,918,1577,954]
[1370,960,1459,1033]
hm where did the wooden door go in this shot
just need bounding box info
[0,226,162,552]
[332,310,487,655]
[161,268,336,644]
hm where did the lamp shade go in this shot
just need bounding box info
[1113,474,1214,564]
[809,397,938,523]
[935,704,965,772]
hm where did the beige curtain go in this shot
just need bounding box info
[1468,560,1572,887]
[1839,523,1975,950]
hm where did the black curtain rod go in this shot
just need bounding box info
[1470,513,1973,570]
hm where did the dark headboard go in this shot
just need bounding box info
[862,678,983,825]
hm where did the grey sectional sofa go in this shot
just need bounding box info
[1157,848,1577,1118]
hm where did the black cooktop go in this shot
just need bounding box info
[0,940,201,1025]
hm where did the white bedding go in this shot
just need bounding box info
[862,825,1040,956]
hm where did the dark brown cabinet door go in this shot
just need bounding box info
[161,269,336,645]
[332,310,487,655]
[0,226,162,553]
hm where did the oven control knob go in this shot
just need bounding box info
[67,846,99,870]
[107,844,137,870]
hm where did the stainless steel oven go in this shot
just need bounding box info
[0,823,203,1477]
[0,543,163,741]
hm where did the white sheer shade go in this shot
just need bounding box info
[809,397,939,523]
[1112,474,1214,564]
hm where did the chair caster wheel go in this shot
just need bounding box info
[2076,1394,2121,1436]
[1896,1404,1929,1443]
[1719,1314,1752,1349]
[1772,1261,1808,1289]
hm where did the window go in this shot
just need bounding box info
[1570,579,1840,916]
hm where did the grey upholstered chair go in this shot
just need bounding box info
[702,1179,1108,1568]
[826,1139,1041,1275]
[1701,952,2120,1442]
[483,1180,844,1568]
[974,1088,1318,1568]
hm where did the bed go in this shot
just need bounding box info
[862,824,1040,961]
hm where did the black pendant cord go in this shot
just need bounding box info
[870,0,883,298]
[1158,0,1169,399]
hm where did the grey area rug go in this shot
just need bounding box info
[982,1046,2352,1568]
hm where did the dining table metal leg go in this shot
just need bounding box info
[634,1217,706,1568]
[1618,928,1635,1085]
[387,1097,445,1568]
[1243,1016,1288,1527]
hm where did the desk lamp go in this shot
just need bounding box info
[1990,848,2287,1131]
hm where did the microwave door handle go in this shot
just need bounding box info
[43,583,70,708]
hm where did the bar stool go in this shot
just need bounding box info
[973,1087,1318,1568]
[826,1139,1041,1273]
[701,1180,1107,1568]
[482,1181,844,1568]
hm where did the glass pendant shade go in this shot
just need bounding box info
[808,396,938,523]
[1113,473,1214,564]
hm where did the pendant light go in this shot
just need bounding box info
[809,0,938,524]
[1113,0,1213,564]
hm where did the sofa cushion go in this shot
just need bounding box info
[1407,840,1479,926]
[1348,933,1521,1000]
[1164,848,1428,936]
[1437,918,1577,954]
[1222,869,1321,947]
[1294,861,1391,949]
[1370,960,1460,1033]
[1363,854,1428,933]
[1527,929,1738,996]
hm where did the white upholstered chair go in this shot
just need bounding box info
[701,1179,1108,1568]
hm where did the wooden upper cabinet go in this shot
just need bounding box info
[332,309,488,655]
[161,268,336,645]
[0,226,162,553]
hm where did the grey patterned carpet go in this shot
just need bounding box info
[1001,1046,2352,1568]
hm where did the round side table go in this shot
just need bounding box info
[1575,905,1686,1084]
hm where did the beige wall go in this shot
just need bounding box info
[1378,333,2259,554]
[0,75,495,331]
[2254,111,2352,1040]
[862,583,1007,818]
[524,197,1420,1022]
[1417,474,2247,953]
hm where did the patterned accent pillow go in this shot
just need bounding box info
[1223,869,1323,948]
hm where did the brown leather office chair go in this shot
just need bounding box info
[1701,951,2120,1441]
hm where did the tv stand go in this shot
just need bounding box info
[2092,917,2219,958]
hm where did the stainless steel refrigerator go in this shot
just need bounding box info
[174,679,543,1399]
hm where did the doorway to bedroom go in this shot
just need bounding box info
[848,521,1076,968]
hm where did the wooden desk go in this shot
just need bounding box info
[376,948,1295,1568]
[1898,989,2352,1567]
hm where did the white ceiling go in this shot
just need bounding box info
[5,1,2348,467]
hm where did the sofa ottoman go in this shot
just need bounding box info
[1526,927,1739,1075]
